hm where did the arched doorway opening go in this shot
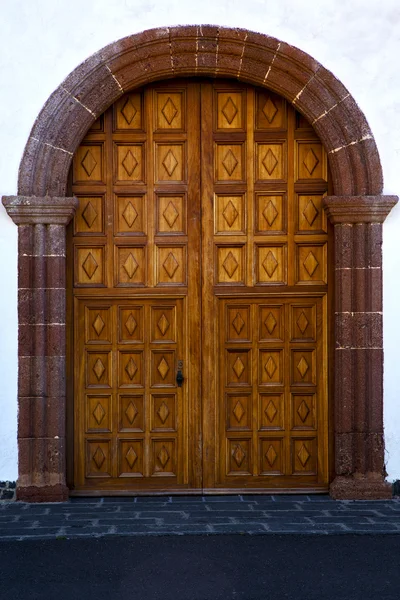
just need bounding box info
[2,26,396,501]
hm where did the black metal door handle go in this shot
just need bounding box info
[176,360,184,387]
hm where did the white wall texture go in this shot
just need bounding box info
[0,0,399,482]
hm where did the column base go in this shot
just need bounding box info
[330,475,392,500]
[16,484,69,503]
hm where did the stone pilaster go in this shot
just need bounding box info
[324,195,397,499]
[2,196,78,502]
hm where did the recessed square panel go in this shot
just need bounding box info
[215,144,245,182]
[118,351,144,388]
[75,196,104,235]
[156,194,186,235]
[119,394,144,432]
[215,194,245,234]
[259,438,284,475]
[118,306,144,343]
[291,437,317,475]
[155,91,185,130]
[255,193,286,234]
[256,91,287,130]
[115,246,146,286]
[156,143,185,182]
[118,440,144,477]
[259,305,284,342]
[86,440,111,478]
[115,144,145,183]
[86,395,112,433]
[115,195,146,236]
[256,245,287,285]
[85,306,112,344]
[227,439,252,475]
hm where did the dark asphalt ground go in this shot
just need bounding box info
[1,534,400,600]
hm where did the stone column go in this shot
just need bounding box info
[324,195,397,499]
[2,196,78,502]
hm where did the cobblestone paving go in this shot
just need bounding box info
[0,495,399,541]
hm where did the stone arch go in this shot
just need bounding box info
[19,26,382,197]
[3,26,397,502]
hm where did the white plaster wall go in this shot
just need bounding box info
[0,0,399,482]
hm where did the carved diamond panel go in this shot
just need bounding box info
[225,305,250,342]
[292,439,317,474]
[116,247,145,286]
[151,351,175,387]
[157,195,186,234]
[115,93,142,130]
[119,395,144,432]
[216,144,244,181]
[86,441,111,477]
[260,439,284,474]
[297,194,326,233]
[156,91,184,129]
[119,440,144,477]
[116,196,146,235]
[256,91,286,129]
[228,439,251,474]
[226,394,251,430]
[297,244,326,283]
[291,304,316,341]
[259,306,283,341]
[296,142,327,181]
[85,307,111,343]
[217,91,244,129]
[257,245,286,284]
[256,194,285,233]
[292,394,316,429]
[86,395,111,432]
[87,352,111,387]
[260,394,284,430]
[77,247,105,286]
[152,440,176,476]
[74,144,102,182]
[215,195,245,234]
[118,351,143,387]
[156,144,184,182]
[151,305,176,343]
[260,350,282,385]
[75,196,104,235]
[292,350,316,385]
[257,143,285,181]
[119,307,143,343]
[157,246,186,285]
[217,247,244,284]
[152,394,176,431]
[116,145,144,182]
[227,351,250,386]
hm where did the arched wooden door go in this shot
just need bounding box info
[69,79,330,494]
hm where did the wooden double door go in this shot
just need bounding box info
[69,79,330,494]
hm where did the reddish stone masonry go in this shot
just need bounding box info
[2,26,398,501]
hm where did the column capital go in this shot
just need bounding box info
[323,195,398,224]
[2,195,79,225]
